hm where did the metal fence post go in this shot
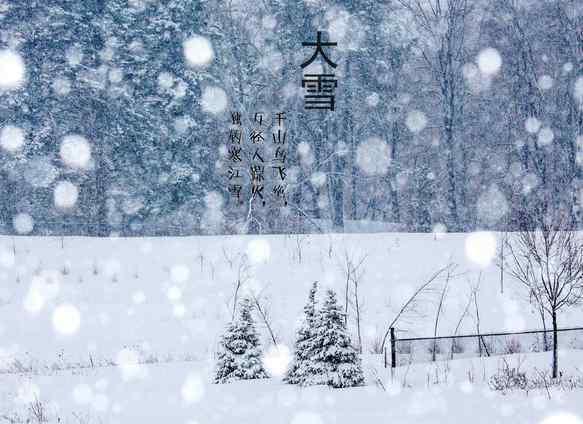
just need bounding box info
[390,327,396,369]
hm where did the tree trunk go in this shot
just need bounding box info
[552,310,558,379]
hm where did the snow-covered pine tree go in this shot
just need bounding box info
[312,289,365,388]
[284,281,320,385]
[214,296,268,383]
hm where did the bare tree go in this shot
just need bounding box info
[251,290,278,346]
[397,0,470,229]
[339,251,368,353]
[231,253,250,321]
[506,220,583,377]
[470,272,489,357]
[432,266,453,361]
[380,263,455,355]
[450,284,473,360]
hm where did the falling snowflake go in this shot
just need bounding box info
[537,75,553,90]
[465,231,497,267]
[432,223,447,239]
[166,286,182,302]
[0,125,25,153]
[246,238,271,264]
[54,181,79,209]
[0,49,25,89]
[23,270,61,313]
[13,213,33,234]
[477,184,509,225]
[310,171,327,188]
[52,303,81,335]
[183,35,214,68]
[537,127,554,146]
[525,117,542,134]
[405,110,428,133]
[52,77,71,96]
[60,135,92,170]
[116,348,146,381]
[158,71,174,90]
[477,48,502,75]
[356,137,391,176]
[262,344,291,377]
[201,86,228,114]
[574,76,583,103]
[297,142,311,157]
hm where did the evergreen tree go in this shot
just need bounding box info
[311,289,365,388]
[214,296,268,383]
[285,281,320,385]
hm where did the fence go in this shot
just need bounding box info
[384,326,583,368]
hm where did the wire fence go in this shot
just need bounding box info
[384,326,583,368]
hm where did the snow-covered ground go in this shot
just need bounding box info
[2,351,582,423]
[0,232,582,422]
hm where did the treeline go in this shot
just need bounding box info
[0,0,581,236]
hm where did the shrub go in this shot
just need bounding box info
[489,360,527,393]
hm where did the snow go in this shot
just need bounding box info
[477,184,509,225]
[356,137,391,176]
[542,413,583,424]
[54,181,79,209]
[262,16,277,31]
[0,233,581,421]
[181,373,205,403]
[24,157,59,188]
[0,352,582,422]
[0,49,25,89]
[538,75,554,90]
[464,231,497,267]
[200,86,228,114]
[12,213,33,235]
[247,239,271,265]
[158,71,174,90]
[60,135,92,170]
[0,246,15,268]
[0,124,25,153]
[23,270,60,313]
[262,344,292,377]
[72,383,93,404]
[170,264,190,283]
[52,303,81,335]
[525,116,542,134]
[405,110,428,133]
[291,411,324,424]
[167,286,182,302]
[66,45,83,67]
[310,171,327,188]
[366,92,380,107]
[537,127,554,146]
[477,47,502,76]
[52,77,72,96]
[183,35,214,68]
[574,76,583,103]
[297,141,311,157]
[116,348,146,381]
[15,381,40,404]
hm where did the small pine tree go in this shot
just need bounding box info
[214,297,268,383]
[311,289,365,388]
[285,282,321,385]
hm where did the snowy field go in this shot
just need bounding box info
[0,232,582,422]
